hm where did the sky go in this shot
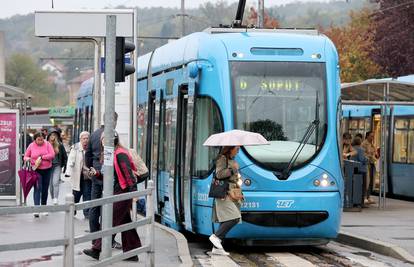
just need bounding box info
[0,0,331,19]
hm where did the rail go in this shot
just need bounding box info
[0,180,155,267]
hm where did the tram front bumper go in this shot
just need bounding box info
[227,191,342,239]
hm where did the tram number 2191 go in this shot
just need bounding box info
[242,201,260,209]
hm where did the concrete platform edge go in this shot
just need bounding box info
[337,230,414,264]
[155,222,194,267]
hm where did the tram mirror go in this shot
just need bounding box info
[188,62,199,78]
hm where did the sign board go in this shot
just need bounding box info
[0,109,19,205]
[48,106,75,117]
[35,9,134,37]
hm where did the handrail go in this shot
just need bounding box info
[0,180,155,267]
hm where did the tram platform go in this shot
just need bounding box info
[339,196,414,264]
[0,181,193,266]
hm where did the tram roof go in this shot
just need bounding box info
[137,29,329,79]
[341,75,414,102]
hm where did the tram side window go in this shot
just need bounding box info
[392,118,414,163]
[192,97,223,178]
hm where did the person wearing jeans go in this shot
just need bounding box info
[24,131,55,218]
[47,128,67,205]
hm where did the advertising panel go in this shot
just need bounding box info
[0,110,19,202]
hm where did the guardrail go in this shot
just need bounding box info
[0,180,155,267]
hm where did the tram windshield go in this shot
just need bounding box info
[231,61,327,171]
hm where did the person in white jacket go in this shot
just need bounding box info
[65,131,91,218]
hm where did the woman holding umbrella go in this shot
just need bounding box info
[209,145,243,256]
[24,131,55,217]
[204,129,269,256]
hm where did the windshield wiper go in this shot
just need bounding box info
[279,119,319,180]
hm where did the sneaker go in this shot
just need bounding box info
[112,241,122,249]
[42,212,49,216]
[123,256,139,262]
[364,198,370,205]
[33,213,40,218]
[53,198,58,205]
[211,247,230,256]
[83,248,100,260]
[368,197,376,204]
[209,234,223,249]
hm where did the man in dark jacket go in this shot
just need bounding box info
[85,112,121,249]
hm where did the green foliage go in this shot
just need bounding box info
[248,119,287,141]
[5,53,56,107]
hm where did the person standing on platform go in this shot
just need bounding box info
[47,128,68,205]
[350,136,368,206]
[23,132,55,218]
[83,132,141,261]
[209,146,243,256]
[362,131,378,204]
[85,112,121,249]
[65,131,91,218]
[342,132,357,159]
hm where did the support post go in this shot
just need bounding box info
[258,0,264,28]
[101,15,116,260]
[146,180,155,267]
[93,38,102,130]
[63,194,75,267]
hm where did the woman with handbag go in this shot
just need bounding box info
[209,146,243,256]
[23,131,55,218]
[65,131,92,218]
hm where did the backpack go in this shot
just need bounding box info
[128,148,149,183]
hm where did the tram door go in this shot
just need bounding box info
[175,84,194,231]
[146,91,161,214]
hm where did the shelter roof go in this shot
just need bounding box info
[341,76,414,102]
[0,83,31,99]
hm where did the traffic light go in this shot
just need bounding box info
[115,37,135,82]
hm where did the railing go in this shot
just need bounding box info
[0,180,155,267]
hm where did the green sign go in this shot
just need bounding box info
[48,106,75,117]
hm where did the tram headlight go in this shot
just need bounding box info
[313,179,321,186]
[320,179,329,187]
[313,173,331,187]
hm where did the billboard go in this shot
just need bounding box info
[0,110,19,203]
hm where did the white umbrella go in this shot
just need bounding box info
[203,129,270,147]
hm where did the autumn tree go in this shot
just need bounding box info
[323,9,382,82]
[6,53,56,107]
[372,0,414,77]
[247,7,280,28]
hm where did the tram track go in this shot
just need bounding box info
[188,234,413,267]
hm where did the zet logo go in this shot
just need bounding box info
[276,200,294,208]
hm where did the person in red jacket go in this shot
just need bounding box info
[83,132,141,261]
[24,132,55,218]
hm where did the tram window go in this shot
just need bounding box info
[137,104,148,160]
[192,97,222,178]
[393,118,411,163]
[158,99,167,171]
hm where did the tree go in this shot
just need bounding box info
[6,53,56,107]
[248,119,287,141]
[372,0,414,77]
[247,7,280,28]
[323,9,382,82]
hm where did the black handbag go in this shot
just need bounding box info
[208,173,229,199]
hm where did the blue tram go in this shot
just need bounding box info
[342,104,414,200]
[136,27,343,244]
[73,78,94,144]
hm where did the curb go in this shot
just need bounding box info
[155,222,194,267]
[337,231,414,264]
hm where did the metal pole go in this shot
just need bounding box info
[93,39,102,130]
[131,8,138,149]
[146,180,155,267]
[258,0,264,28]
[101,15,116,259]
[181,0,185,37]
[63,194,75,267]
